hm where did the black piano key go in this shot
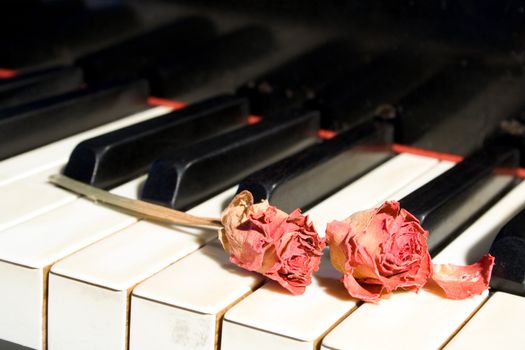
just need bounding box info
[148,26,276,98]
[389,61,525,155]
[236,41,360,116]
[237,119,394,212]
[0,66,83,108]
[2,6,138,69]
[485,116,525,166]
[141,110,320,210]
[77,16,217,86]
[307,50,442,130]
[64,95,249,189]
[0,80,148,160]
[489,207,525,296]
[399,146,519,254]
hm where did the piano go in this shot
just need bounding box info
[1,1,525,349]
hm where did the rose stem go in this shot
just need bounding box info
[48,174,223,230]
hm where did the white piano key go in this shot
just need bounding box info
[0,180,77,232]
[382,160,456,202]
[0,199,135,269]
[110,175,147,198]
[308,153,439,233]
[321,289,486,350]
[130,240,264,350]
[222,255,356,350]
[47,188,235,350]
[0,172,145,239]
[0,105,171,186]
[320,180,525,350]
[0,264,45,350]
[444,292,525,350]
[0,178,144,349]
[220,154,441,350]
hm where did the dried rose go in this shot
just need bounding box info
[327,201,495,302]
[219,191,325,295]
[326,201,433,302]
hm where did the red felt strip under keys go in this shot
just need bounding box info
[0,69,17,79]
[516,168,525,178]
[392,144,525,179]
[391,143,464,163]
[148,96,263,125]
[247,115,262,124]
[147,96,187,110]
[318,129,337,140]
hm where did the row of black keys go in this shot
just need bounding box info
[0,23,357,160]
[2,31,525,161]
[3,14,525,160]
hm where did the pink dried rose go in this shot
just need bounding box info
[219,191,325,295]
[326,201,495,302]
[326,201,433,302]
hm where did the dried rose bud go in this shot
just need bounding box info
[326,201,433,302]
[327,201,495,302]
[219,191,325,295]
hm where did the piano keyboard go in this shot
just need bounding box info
[35,153,439,350]
[0,128,521,350]
[2,136,522,350]
[3,3,525,349]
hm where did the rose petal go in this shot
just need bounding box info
[265,269,308,295]
[348,207,387,255]
[349,238,380,280]
[431,254,495,299]
[343,208,376,231]
[342,272,384,303]
[326,220,353,273]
